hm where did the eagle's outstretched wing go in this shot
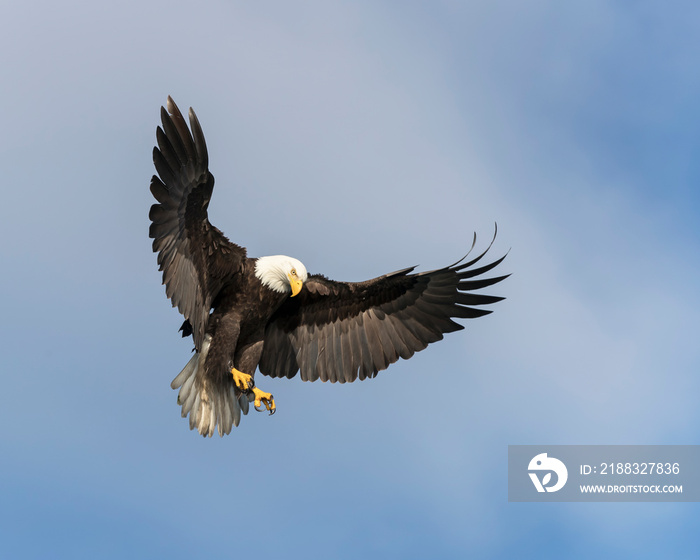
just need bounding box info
[259,232,508,383]
[149,97,246,350]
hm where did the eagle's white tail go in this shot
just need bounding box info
[170,335,250,437]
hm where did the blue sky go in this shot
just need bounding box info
[1,1,699,558]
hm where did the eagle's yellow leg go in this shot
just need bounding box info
[252,386,276,415]
[231,368,253,391]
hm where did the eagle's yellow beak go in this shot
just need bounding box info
[288,273,303,297]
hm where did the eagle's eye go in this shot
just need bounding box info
[290,268,297,277]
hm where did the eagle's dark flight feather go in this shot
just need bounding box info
[149,97,246,351]
[258,235,509,383]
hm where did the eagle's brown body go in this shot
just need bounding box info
[202,258,289,386]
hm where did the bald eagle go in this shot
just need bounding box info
[149,97,508,437]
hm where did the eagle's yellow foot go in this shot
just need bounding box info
[252,386,276,415]
[231,368,253,391]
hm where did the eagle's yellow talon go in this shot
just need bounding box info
[252,386,276,415]
[231,368,253,391]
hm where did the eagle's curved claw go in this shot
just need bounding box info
[252,386,276,415]
[231,368,253,391]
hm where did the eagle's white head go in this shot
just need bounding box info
[255,255,308,296]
